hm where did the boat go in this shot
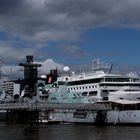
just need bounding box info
[47,99,140,125]
[55,59,140,102]
[1,56,140,125]
[36,81,140,125]
[36,59,140,125]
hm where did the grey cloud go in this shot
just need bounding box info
[1,58,64,80]
[126,72,139,78]
[40,59,64,74]
[57,45,87,58]
[0,0,140,43]
[0,41,41,64]
[0,0,24,14]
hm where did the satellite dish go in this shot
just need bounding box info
[63,66,70,72]
[41,75,47,79]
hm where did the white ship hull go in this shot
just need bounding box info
[48,110,97,124]
[107,110,140,124]
[48,110,140,125]
[109,90,140,101]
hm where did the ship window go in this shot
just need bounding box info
[102,97,108,100]
[82,92,88,96]
[89,91,97,96]
[68,78,102,86]
[83,87,84,89]
[100,83,140,87]
[51,97,57,100]
[105,77,130,82]
[58,82,65,85]
[92,86,94,88]
[74,112,87,119]
[89,86,91,88]
[40,96,48,100]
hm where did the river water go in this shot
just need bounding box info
[0,123,140,140]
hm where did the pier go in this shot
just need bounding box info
[0,102,112,124]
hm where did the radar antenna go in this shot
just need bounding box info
[92,59,111,73]
[109,64,113,74]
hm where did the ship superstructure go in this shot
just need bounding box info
[57,60,140,102]
[1,58,140,104]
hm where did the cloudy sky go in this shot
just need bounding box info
[0,0,140,78]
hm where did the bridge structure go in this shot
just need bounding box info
[0,102,112,124]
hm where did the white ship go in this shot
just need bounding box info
[56,59,140,103]
[38,83,140,125]
[37,60,140,125]
[48,99,140,125]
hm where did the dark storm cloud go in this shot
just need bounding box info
[0,0,24,14]
[0,41,41,64]
[0,0,139,79]
[0,0,140,68]
[0,0,140,43]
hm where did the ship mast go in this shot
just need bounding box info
[19,55,42,97]
[92,59,112,73]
